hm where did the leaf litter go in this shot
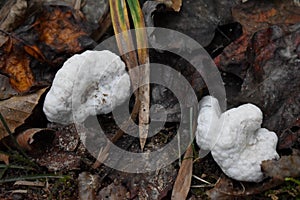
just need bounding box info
[0,0,300,199]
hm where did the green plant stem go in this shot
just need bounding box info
[0,164,36,170]
[285,177,300,186]
[0,174,69,183]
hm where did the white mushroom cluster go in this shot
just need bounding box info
[43,50,131,125]
[196,96,279,182]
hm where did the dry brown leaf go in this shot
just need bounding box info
[32,6,90,54]
[232,0,300,35]
[206,174,288,199]
[16,128,55,151]
[0,37,35,93]
[0,74,17,100]
[215,0,300,76]
[0,153,9,165]
[171,145,193,200]
[207,150,300,200]
[0,0,28,47]
[262,150,300,180]
[0,0,28,32]
[0,88,47,140]
[206,176,238,200]
[0,5,95,93]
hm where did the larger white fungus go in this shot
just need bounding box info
[43,50,131,125]
[196,96,279,182]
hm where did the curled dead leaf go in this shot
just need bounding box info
[0,153,9,165]
[16,128,55,151]
[0,88,47,140]
[262,150,300,180]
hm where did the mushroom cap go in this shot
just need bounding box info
[196,96,279,182]
[43,50,131,125]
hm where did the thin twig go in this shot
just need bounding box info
[192,175,212,185]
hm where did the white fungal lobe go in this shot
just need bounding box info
[196,96,279,182]
[43,50,131,125]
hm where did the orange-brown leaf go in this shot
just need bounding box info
[1,38,35,93]
[215,0,300,74]
[34,7,88,53]
[24,45,46,62]
[16,128,55,151]
[4,53,34,93]
[0,153,9,165]
[232,0,300,35]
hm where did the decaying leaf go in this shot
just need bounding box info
[78,172,100,200]
[0,5,95,93]
[0,0,28,46]
[206,176,239,200]
[0,153,9,165]
[0,37,35,93]
[278,120,300,150]
[232,0,300,35]
[239,23,300,132]
[215,0,300,76]
[206,175,286,199]
[206,148,300,199]
[262,150,300,180]
[171,145,193,200]
[0,74,17,100]
[16,128,55,151]
[0,88,47,141]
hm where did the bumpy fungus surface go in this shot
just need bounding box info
[43,50,130,125]
[196,96,279,182]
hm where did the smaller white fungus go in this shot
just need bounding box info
[43,50,131,125]
[196,96,279,182]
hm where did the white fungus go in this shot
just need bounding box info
[43,50,131,125]
[196,96,279,182]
